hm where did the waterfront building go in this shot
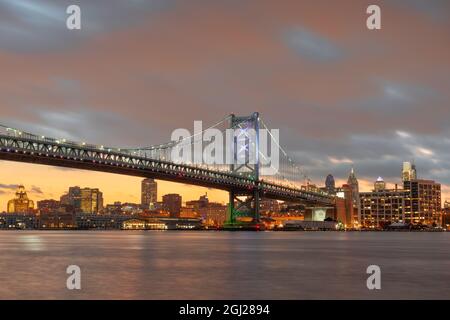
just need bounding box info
[141,178,157,209]
[403,178,441,226]
[203,202,227,226]
[0,213,37,229]
[359,164,442,228]
[360,181,408,229]
[76,213,129,229]
[162,193,182,218]
[7,185,34,214]
[39,212,75,229]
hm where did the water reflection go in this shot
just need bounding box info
[0,231,449,299]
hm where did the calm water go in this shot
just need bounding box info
[0,231,449,300]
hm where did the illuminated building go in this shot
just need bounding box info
[39,212,75,229]
[403,179,441,226]
[37,199,60,213]
[259,198,280,215]
[186,194,227,226]
[7,185,34,214]
[141,178,157,209]
[0,213,37,229]
[60,186,82,211]
[186,193,209,218]
[359,163,442,227]
[374,177,386,191]
[402,161,417,182]
[360,181,407,228]
[347,167,361,224]
[335,184,356,227]
[162,193,182,218]
[443,201,450,230]
[80,188,103,214]
[203,202,227,226]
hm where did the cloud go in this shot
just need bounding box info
[328,157,353,165]
[0,184,20,190]
[0,0,449,203]
[0,0,177,53]
[283,27,344,62]
[30,186,44,194]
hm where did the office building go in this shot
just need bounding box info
[325,174,336,194]
[360,181,407,228]
[162,193,182,218]
[402,161,417,182]
[141,178,157,209]
[403,178,441,225]
[60,186,82,211]
[347,167,361,224]
[80,188,103,214]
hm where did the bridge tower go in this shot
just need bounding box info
[225,112,262,229]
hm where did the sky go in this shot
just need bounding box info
[0,0,449,210]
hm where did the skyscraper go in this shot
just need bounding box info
[347,167,361,224]
[325,174,335,194]
[60,186,82,211]
[141,178,157,209]
[374,177,386,191]
[402,161,417,182]
[80,188,103,214]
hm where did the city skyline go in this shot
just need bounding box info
[0,160,446,213]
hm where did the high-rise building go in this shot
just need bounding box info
[162,193,182,218]
[7,185,34,214]
[141,178,157,209]
[402,161,417,182]
[347,167,361,224]
[403,179,441,225]
[325,174,336,194]
[60,186,82,211]
[80,188,103,214]
[359,164,442,228]
[374,177,386,191]
[360,180,407,228]
[334,184,355,227]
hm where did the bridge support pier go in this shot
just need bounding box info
[224,189,261,230]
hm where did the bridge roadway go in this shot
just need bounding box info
[0,133,334,206]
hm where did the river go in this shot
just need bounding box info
[0,231,449,299]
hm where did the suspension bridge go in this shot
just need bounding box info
[0,113,334,229]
